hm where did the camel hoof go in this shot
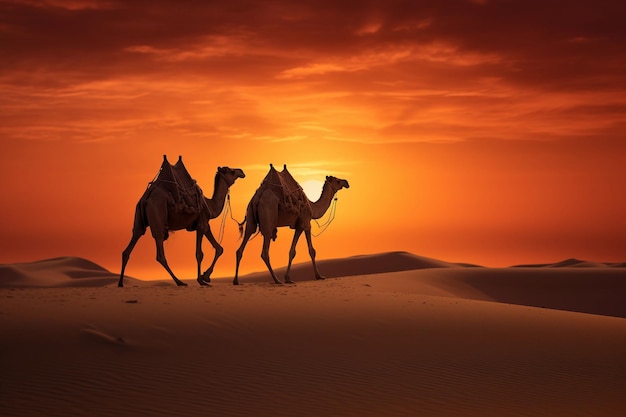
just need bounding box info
[197,278,211,286]
[176,281,188,287]
[315,276,326,281]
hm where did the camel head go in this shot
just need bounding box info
[217,166,246,186]
[325,176,350,193]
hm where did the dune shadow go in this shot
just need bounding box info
[455,268,626,318]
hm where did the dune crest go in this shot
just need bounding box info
[511,257,624,268]
[0,256,141,288]
[236,251,469,283]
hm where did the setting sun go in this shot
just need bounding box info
[300,179,325,200]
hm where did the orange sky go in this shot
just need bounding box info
[1,0,625,279]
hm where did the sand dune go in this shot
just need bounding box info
[361,267,626,319]
[1,252,625,416]
[511,257,622,268]
[236,251,470,283]
[0,256,142,288]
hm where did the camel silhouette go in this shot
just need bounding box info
[234,164,349,285]
[119,156,245,287]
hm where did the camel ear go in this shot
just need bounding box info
[326,176,330,180]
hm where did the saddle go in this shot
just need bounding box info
[256,164,309,214]
[151,155,204,214]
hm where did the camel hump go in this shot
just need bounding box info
[258,164,307,213]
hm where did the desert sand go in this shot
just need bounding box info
[1,252,625,416]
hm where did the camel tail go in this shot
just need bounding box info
[238,217,246,239]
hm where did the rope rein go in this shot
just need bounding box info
[216,196,228,244]
[312,197,338,237]
[216,192,233,244]
[217,192,253,244]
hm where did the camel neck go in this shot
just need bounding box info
[309,181,336,220]
[205,174,229,219]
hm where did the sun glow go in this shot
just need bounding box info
[300,179,325,200]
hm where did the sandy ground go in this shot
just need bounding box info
[1,253,625,416]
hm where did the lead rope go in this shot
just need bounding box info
[217,200,228,244]
[312,197,338,237]
[217,192,233,244]
[218,192,253,243]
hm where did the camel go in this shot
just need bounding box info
[119,156,245,287]
[233,165,349,285]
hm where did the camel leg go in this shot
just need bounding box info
[233,224,254,285]
[261,233,282,285]
[154,236,187,286]
[200,227,223,284]
[119,231,142,287]
[284,228,303,284]
[195,230,209,286]
[304,229,325,280]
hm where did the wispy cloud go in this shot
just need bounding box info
[125,35,253,62]
[278,63,350,79]
[277,42,500,80]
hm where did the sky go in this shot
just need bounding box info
[1,0,625,279]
